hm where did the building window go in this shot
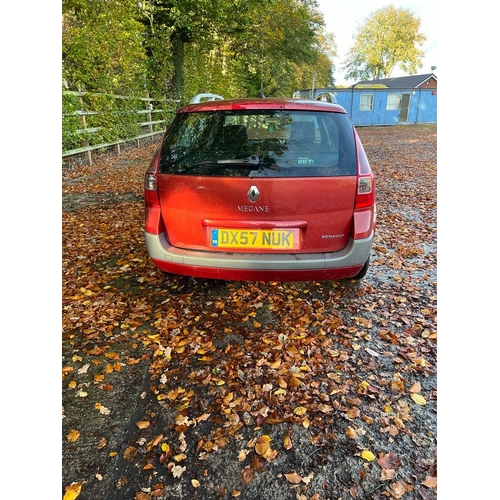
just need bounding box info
[387,94,400,111]
[359,94,373,111]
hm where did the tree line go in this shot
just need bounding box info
[62,0,426,103]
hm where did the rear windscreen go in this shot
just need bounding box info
[159,110,356,177]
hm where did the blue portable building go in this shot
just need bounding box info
[295,73,437,127]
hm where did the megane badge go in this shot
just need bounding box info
[247,185,260,202]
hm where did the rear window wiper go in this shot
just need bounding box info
[217,154,259,165]
[167,155,261,174]
[196,155,260,167]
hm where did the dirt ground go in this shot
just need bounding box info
[62,124,437,500]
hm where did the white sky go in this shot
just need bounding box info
[317,0,437,85]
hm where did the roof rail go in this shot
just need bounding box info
[316,92,338,104]
[189,93,224,104]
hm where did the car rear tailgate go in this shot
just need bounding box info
[158,175,356,253]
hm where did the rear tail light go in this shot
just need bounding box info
[145,146,162,234]
[358,176,372,194]
[354,134,375,209]
[145,173,157,191]
[353,133,376,239]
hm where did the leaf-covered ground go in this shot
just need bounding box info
[62,125,437,500]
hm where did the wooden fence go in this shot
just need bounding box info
[62,91,179,166]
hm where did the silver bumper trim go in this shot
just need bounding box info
[145,231,373,271]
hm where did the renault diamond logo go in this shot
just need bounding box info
[247,185,260,202]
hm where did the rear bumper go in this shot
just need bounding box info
[145,231,374,281]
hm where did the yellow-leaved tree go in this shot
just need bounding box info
[342,5,427,81]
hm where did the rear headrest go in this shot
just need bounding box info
[222,125,248,148]
[289,121,316,144]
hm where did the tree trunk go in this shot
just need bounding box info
[171,34,185,101]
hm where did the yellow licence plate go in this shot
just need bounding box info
[210,228,299,249]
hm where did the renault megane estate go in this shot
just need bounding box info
[144,96,376,281]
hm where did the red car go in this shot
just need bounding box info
[145,96,375,281]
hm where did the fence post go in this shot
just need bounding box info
[79,94,93,166]
[147,94,153,135]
